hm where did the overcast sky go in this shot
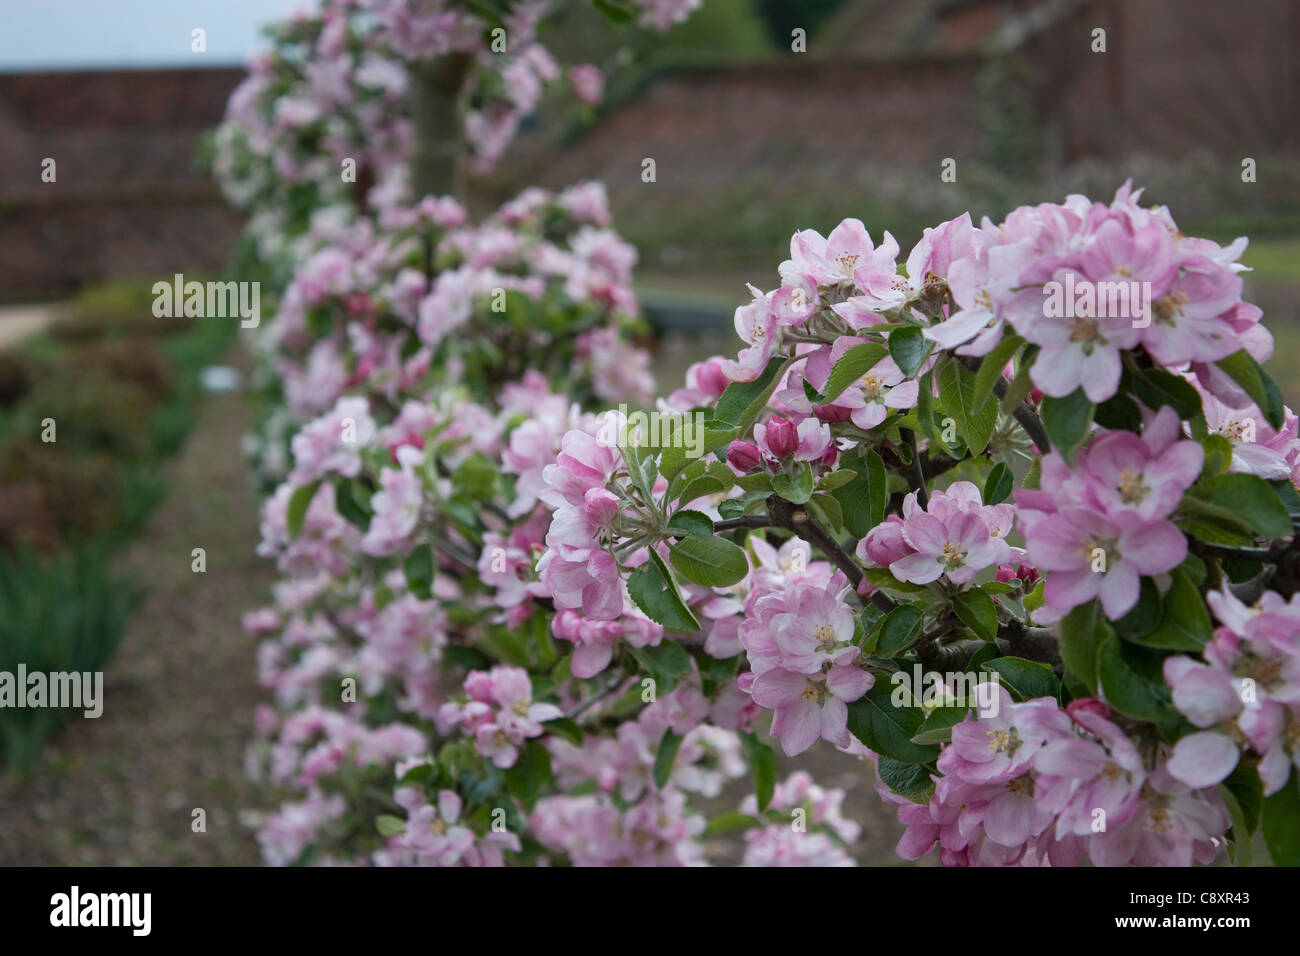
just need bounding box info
[0,0,318,72]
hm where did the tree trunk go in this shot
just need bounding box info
[408,52,473,202]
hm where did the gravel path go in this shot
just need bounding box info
[0,304,62,350]
[0,350,273,865]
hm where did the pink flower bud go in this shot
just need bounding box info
[764,417,799,459]
[464,672,495,704]
[814,403,852,424]
[727,441,763,473]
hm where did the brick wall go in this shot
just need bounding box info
[0,68,245,300]
[528,0,1296,198]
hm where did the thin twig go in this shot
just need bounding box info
[713,515,773,532]
[763,495,896,614]
[564,674,627,721]
[901,428,929,509]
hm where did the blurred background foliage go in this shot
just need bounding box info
[0,277,235,773]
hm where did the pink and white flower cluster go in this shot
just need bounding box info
[738,577,873,756]
[918,182,1264,404]
[888,688,1229,866]
[436,666,563,769]
[1017,407,1201,622]
[214,0,701,248]
[1165,587,1300,795]
[858,481,1015,587]
[738,771,861,867]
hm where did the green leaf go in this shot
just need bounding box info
[937,358,998,455]
[1189,472,1292,540]
[627,549,701,632]
[1176,487,1261,546]
[333,478,372,528]
[1097,632,1174,721]
[1219,786,1252,867]
[739,731,776,811]
[653,730,684,789]
[800,343,883,405]
[982,461,1013,505]
[669,533,749,587]
[1023,578,1045,612]
[627,640,693,695]
[1111,576,1164,641]
[714,356,792,429]
[592,0,635,24]
[846,682,940,764]
[375,814,406,837]
[875,604,924,658]
[702,812,763,837]
[677,473,729,508]
[1262,774,1300,866]
[1223,763,1263,836]
[984,656,1061,703]
[980,581,1017,595]
[1040,388,1094,461]
[666,509,716,537]
[1058,601,1103,695]
[1093,392,1142,432]
[804,342,890,405]
[1217,349,1286,430]
[504,740,553,806]
[542,716,584,746]
[1221,764,1262,865]
[1199,434,1233,479]
[833,450,887,537]
[952,588,998,642]
[735,472,775,492]
[817,469,856,492]
[888,326,931,378]
[403,543,434,600]
[717,497,750,520]
[915,367,937,442]
[286,480,321,539]
[1132,367,1204,420]
[807,492,844,531]
[451,452,498,501]
[972,333,1024,408]
[1021,456,1041,490]
[876,756,935,802]
[1271,477,1300,517]
[1132,568,1210,651]
[910,704,972,745]
[771,461,814,504]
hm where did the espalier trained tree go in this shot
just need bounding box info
[222,1,1300,866]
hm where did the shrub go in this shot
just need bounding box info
[0,545,140,776]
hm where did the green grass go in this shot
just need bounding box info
[1265,320,1300,409]
[1242,239,1300,282]
[0,545,141,776]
